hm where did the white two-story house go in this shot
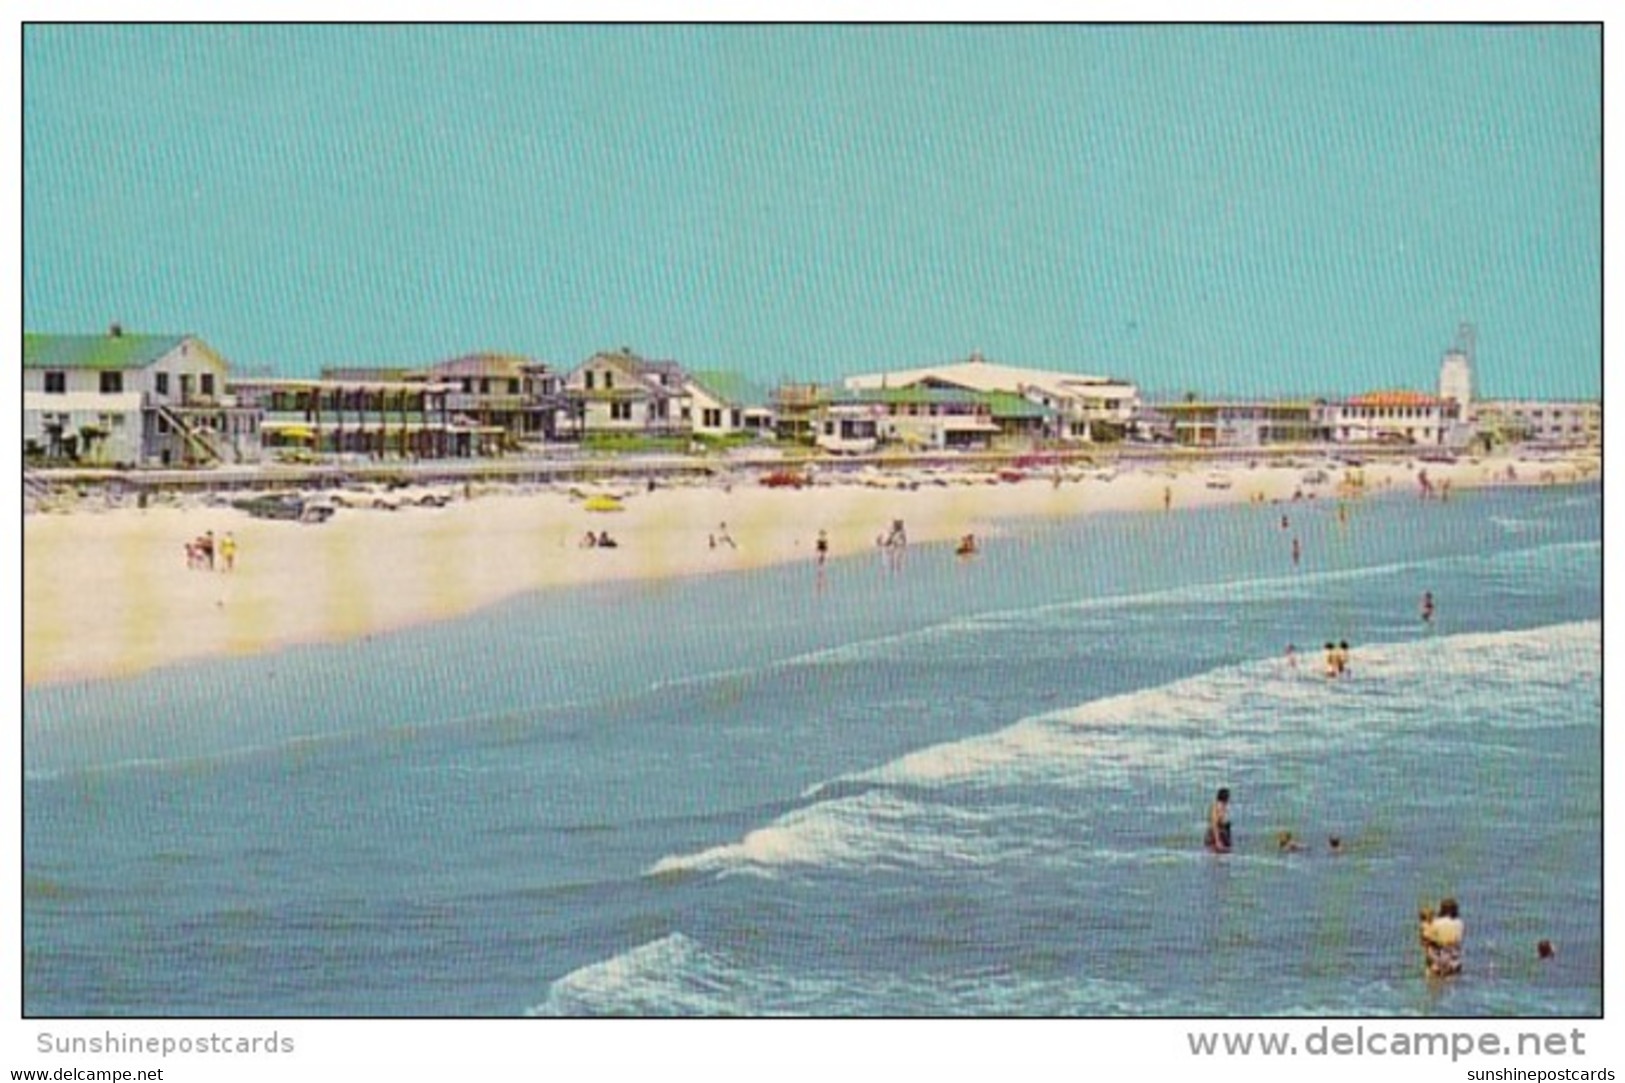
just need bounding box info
[24,327,260,466]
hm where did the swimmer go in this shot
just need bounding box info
[1421,591,1435,624]
[1324,642,1338,679]
[1538,939,1556,960]
[1276,831,1305,853]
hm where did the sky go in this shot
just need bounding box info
[22,24,1602,399]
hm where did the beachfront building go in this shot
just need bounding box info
[24,328,262,467]
[1152,399,1333,448]
[229,376,503,459]
[1469,399,1600,448]
[424,353,562,446]
[1322,391,1463,447]
[771,383,834,446]
[843,352,1139,443]
[814,401,881,454]
[840,387,1004,451]
[685,371,776,441]
[557,348,690,443]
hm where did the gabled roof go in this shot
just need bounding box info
[428,352,547,379]
[845,355,1134,397]
[25,333,190,371]
[573,350,686,396]
[688,370,771,409]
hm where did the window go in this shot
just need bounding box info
[604,371,615,390]
[703,408,722,428]
[508,379,520,395]
[201,373,215,397]
[100,371,123,394]
[44,371,66,394]
[610,401,633,421]
[480,379,491,395]
[156,414,171,434]
[585,371,595,390]
[155,372,169,396]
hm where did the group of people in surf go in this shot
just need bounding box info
[1207,787,1559,978]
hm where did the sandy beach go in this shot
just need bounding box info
[23,450,1597,687]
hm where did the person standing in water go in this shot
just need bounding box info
[1420,898,1465,977]
[1421,591,1435,624]
[1204,787,1232,853]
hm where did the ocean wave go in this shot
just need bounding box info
[531,932,1424,1016]
[645,620,1599,882]
[653,539,1598,687]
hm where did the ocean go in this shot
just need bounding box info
[23,481,1601,1017]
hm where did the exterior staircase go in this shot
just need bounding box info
[154,404,227,465]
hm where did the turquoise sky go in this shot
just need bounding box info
[23,25,1600,398]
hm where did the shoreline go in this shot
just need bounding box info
[23,450,1598,689]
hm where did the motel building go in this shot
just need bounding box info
[1323,391,1462,447]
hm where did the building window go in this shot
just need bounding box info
[585,371,595,390]
[610,401,633,421]
[508,379,520,395]
[99,371,123,394]
[156,414,171,434]
[703,408,722,428]
[44,371,66,394]
[480,378,491,394]
[155,372,169,396]
[604,371,615,390]
[201,373,215,397]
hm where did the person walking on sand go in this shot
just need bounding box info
[200,531,216,571]
[219,532,237,573]
[711,522,737,550]
[1163,485,1172,512]
[1204,787,1232,853]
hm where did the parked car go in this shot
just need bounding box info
[760,469,810,489]
[232,492,335,523]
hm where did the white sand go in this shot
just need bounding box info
[23,451,1596,686]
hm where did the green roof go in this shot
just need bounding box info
[980,391,1055,419]
[25,333,189,371]
[689,369,770,408]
